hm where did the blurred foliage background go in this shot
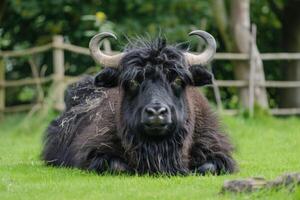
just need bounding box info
[0,0,297,110]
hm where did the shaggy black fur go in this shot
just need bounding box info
[42,37,237,175]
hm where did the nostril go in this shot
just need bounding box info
[158,107,168,115]
[145,107,157,116]
[145,105,169,117]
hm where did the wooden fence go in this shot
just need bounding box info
[1,35,300,117]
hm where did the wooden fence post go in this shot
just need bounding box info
[53,35,65,111]
[248,25,256,117]
[208,64,223,112]
[0,59,5,119]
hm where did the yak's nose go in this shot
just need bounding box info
[142,103,170,127]
[145,106,167,116]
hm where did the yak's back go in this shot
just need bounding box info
[64,76,101,110]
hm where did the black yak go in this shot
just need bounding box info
[42,30,237,175]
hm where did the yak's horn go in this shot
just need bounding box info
[184,30,217,66]
[89,32,124,67]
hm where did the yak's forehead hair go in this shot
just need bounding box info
[119,37,192,83]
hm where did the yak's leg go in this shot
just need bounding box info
[72,131,132,174]
[190,132,236,175]
[190,111,236,175]
[87,153,131,174]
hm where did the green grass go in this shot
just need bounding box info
[0,112,300,200]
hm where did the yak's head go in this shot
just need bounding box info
[91,31,216,139]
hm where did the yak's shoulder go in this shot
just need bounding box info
[44,76,119,143]
[64,75,119,111]
[186,87,209,106]
[187,86,220,131]
[186,86,214,121]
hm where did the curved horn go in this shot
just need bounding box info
[184,30,217,66]
[89,32,124,67]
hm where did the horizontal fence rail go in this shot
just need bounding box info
[0,43,300,60]
[1,35,300,116]
[2,42,300,60]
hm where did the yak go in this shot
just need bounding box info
[42,30,237,175]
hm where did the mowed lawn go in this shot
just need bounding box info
[0,113,300,200]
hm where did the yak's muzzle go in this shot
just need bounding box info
[141,103,172,136]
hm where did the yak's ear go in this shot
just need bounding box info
[94,67,120,87]
[189,65,213,86]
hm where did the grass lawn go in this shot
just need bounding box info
[0,112,300,200]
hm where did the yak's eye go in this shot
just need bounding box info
[173,77,183,86]
[171,77,184,96]
[128,80,140,91]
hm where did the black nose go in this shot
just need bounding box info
[142,103,170,127]
[145,105,168,116]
